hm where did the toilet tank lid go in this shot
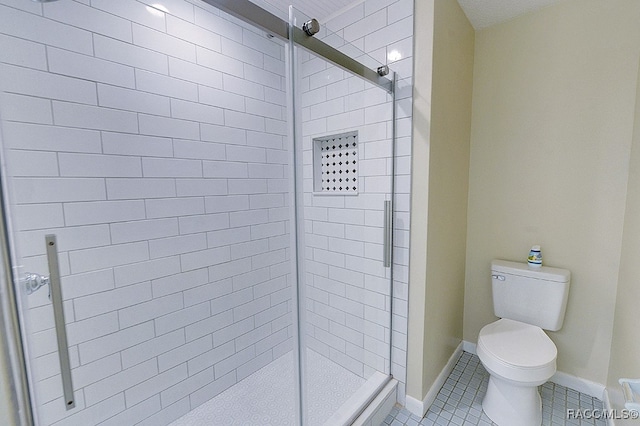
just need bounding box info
[491,260,570,283]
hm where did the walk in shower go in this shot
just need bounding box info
[0,0,408,424]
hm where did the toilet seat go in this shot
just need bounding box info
[477,318,557,384]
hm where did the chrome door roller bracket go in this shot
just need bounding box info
[24,272,50,299]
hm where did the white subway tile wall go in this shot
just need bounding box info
[0,1,293,425]
[0,0,415,423]
[301,0,414,405]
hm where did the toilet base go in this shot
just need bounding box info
[482,374,542,426]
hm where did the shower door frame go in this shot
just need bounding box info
[0,116,33,425]
[0,0,398,425]
[199,0,394,94]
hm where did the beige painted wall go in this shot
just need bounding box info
[464,0,640,385]
[606,59,640,422]
[407,0,474,401]
[406,0,434,400]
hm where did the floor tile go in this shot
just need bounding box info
[383,352,605,426]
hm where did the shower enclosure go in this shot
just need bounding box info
[0,0,399,424]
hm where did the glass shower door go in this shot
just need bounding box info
[0,0,396,424]
[288,6,396,424]
[0,1,297,424]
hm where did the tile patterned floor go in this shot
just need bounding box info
[382,351,606,426]
[170,349,365,425]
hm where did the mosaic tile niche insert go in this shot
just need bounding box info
[313,131,359,194]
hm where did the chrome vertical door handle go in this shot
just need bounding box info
[29,235,75,410]
[383,200,393,268]
[45,235,75,410]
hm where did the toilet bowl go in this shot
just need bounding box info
[477,318,557,426]
[479,260,570,426]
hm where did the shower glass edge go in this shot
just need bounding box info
[286,5,306,425]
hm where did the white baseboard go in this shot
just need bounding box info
[404,394,424,419]
[462,340,476,355]
[405,342,463,418]
[461,340,605,400]
[550,371,605,400]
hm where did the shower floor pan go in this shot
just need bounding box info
[170,350,367,425]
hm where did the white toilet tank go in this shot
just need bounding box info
[491,260,570,331]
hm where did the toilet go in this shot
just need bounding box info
[477,260,570,426]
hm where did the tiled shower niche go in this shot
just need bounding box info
[313,131,359,194]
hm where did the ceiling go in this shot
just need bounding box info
[252,0,564,29]
[456,0,562,29]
